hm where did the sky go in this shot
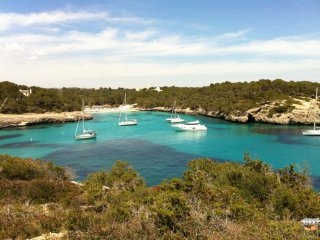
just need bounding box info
[0,0,319,88]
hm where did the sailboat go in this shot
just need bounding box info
[119,93,138,126]
[174,122,208,131]
[172,116,207,131]
[75,100,97,140]
[166,101,185,123]
[302,87,320,136]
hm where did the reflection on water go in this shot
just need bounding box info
[0,141,62,149]
[174,131,207,141]
[0,134,23,140]
[272,135,320,146]
[252,125,302,136]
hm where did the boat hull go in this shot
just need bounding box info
[75,133,97,140]
[119,120,138,126]
[166,118,185,123]
[302,130,320,136]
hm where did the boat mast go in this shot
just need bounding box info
[75,118,80,137]
[82,99,85,132]
[315,88,318,130]
[124,93,127,121]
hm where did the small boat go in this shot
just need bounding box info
[119,119,138,126]
[75,129,97,140]
[166,101,184,123]
[119,93,138,126]
[75,101,97,140]
[302,88,320,136]
[173,119,207,131]
[167,115,185,123]
[302,128,320,136]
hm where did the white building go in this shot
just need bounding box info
[19,89,32,97]
[154,86,162,92]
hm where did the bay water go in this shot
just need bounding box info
[0,111,319,188]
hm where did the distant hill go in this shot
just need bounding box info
[1,79,319,124]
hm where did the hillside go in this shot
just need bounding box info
[0,154,319,239]
[1,79,320,125]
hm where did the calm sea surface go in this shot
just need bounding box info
[1,111,320,188]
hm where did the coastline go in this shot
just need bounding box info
[139,98,320,125]
[0,112,93,129]
[1,97,319,129]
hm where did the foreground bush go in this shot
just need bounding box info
[0,154,318,239]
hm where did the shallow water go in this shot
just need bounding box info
[0,111,319,188]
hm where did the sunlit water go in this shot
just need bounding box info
[0,111,320,188]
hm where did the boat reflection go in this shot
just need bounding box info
[174,130,207,141]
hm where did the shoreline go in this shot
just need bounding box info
[1,98,319,129]
[139,99,320,126]
[0,112,93,129]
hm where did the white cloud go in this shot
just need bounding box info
[0,57,319,88]
[0,11,107,31]
[222,38,320,56]
[0,9,319,87]
[215,28,252,40]
[125,30,157,40]
[1,28,320,60]
[0,10,156,32]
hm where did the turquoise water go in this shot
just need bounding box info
[0,111,320,187]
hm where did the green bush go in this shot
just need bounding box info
[1,154,319,239]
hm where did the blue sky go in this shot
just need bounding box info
[0,0,319,87]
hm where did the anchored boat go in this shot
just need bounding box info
[166,101,185,123]
[75,101,97,140]
[173,119,207,131]
[302,88,320,136]
[119,93,138,126]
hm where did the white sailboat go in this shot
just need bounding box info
[119,93,138,126]
[75,101,97,140]
[302,87,320,136]
[172,117,207,131]
[166,101,185,123]
[173,122,207,131]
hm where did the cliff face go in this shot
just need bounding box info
[243,98,320,124]
[142,98,320,125]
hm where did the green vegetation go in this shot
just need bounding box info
[0,154,319,239]
[267,99,298,118]
[1,79,319,114]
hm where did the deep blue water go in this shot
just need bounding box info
[0,111,320,188]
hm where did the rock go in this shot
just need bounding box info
[226,114,249,123]
[27,232,66,240]
[70,181,84,187]
[0,112,93,129]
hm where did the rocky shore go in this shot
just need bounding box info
[0,112,93,129]
[140,98,320,125]
[1,98,318,128]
